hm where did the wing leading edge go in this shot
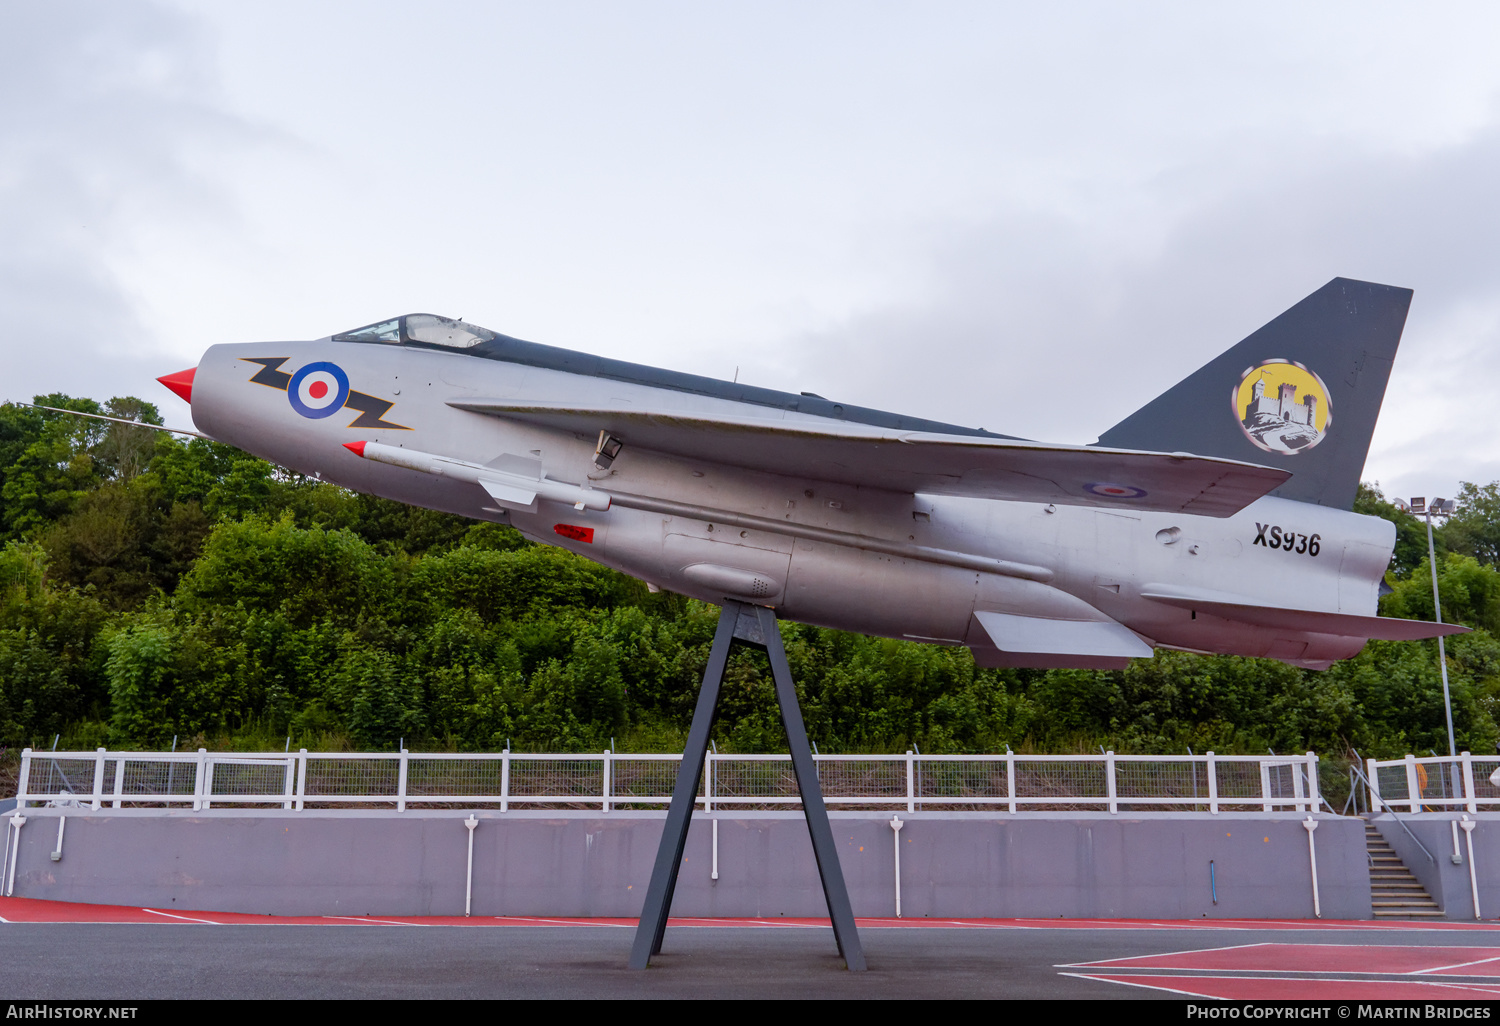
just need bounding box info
[449,400,1290,517]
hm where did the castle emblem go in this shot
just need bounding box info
[1233,359,1330,455]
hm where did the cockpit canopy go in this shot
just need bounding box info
[333,314,496,350]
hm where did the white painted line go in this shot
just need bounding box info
[1057,971,1224,999]
[1069,971,1500,995]
[141,908,220,924]
[1413,954,1500,975]
[495,918,632,927]
[1059,940,1277,968]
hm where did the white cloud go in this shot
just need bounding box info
[0,2,250,424]
[6,1,1500,500]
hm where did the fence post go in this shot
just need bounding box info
[1007,751,1016,815]
[905,750,915,815]
[1105,751,1117,815]
[16,749,30,811]
[1206,751,1219,815]
[281,756,295,811]
[1260,761,1273,813]
[500,748,510,814]
[704,750,714,815]
[295,749,308,812]
[91,748,106,811]
[112,756,126,810]
[397,749,409,813]
[1367,756,1381,812]
[603,750,612,813]
[1462,752,1477,815]
[1305,752,1321,813]
[194,748,209,811]
[1405,754,1421,814]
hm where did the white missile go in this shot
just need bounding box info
[343,440,610,512]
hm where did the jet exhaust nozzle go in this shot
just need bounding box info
[158,368,197,404]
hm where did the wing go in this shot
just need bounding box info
[449,400,1290,518]
[968,610,1154,670]
[1139,584,1469,641]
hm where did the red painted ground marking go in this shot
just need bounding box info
[1069,942,1500,975]
[657,917,825,928]
[140,909,225,925]
[1010,916,1500,931]
[488,917,636,928]
[4,897,1500,934]
[1070,973,1500,1001]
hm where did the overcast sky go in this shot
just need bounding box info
[5,1,1499,503]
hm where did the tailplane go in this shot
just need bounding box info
[1094,278,1412,509]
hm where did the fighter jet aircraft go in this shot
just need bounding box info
[155,277,1463,671]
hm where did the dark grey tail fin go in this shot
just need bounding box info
[1094,277,1412,510]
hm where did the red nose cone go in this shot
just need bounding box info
[157,367,196,404]
[343,441,368,457]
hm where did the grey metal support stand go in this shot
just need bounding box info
[628,600,866,971]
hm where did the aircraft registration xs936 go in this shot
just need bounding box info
[158,277,1463,670]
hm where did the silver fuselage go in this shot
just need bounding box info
[192,338,1394,669]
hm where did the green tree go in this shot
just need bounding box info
[0,396,109,539]
[1448,482,1500,569]
[89,399,163,482]
[1382,554,1500,634]
[174,515,398,628]
[1355,482,1433,579]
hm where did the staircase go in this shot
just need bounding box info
[1366,822,1444,918]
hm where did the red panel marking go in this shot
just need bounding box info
[554,524,595,543]
[1074,973,1500,1001]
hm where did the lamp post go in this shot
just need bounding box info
[1396,496,1459,799]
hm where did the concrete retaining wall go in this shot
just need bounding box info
[3,809,1373,920]
[1370,813,1500,920]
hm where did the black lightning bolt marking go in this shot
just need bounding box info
[242,356,409,429]
[343,390,411,430]
[241,357,293,390]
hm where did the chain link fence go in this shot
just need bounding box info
[1365,754,1500,813]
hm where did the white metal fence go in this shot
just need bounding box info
[13,747,1322,814]
[1366,753,1500,814]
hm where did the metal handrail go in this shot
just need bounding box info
[1348,754,1435,865]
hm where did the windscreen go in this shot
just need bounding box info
[332,318,401,343]
[332,314,497,349]
[403,314,495,349]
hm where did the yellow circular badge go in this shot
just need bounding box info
[1232,360,1331,455]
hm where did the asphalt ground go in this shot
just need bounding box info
[4,903,1500,1000]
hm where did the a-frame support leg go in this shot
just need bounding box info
[754,603,866,971]
[627,599,736,968]
[628,601,866,971]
